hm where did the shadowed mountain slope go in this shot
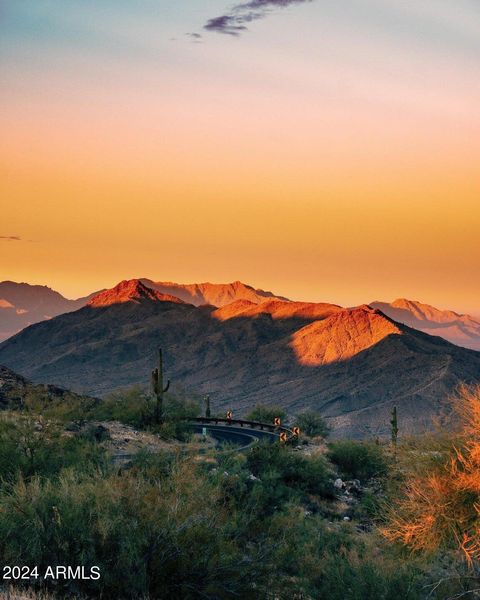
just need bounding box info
[371,299,480,351]
[0,281,479,438]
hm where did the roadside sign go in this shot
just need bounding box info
[226,411,233,420]
[279,432,288,443]
[293,427,300,436]
[273,417,281,426]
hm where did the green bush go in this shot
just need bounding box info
[87,386,149,427]
[307,545,421,600]
[246,404,286,424]
[22,388,98,423]
[129,447,176,480]
[247,442,334,498]
[353,489,383,520]
[270,509,423,600]
[295,411,330,437]
[0,414,107,482]
[0,459,272,599]
[327,440,389,480]
[87,388,200,440]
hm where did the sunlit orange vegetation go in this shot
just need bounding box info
[383,384,480,566]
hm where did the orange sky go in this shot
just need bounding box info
[1,2,479,314]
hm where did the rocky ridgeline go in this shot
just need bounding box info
[0,364,90,410]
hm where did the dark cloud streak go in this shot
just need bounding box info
[204,15,247,36]
[0,236,21,242]
[204,0,313,36]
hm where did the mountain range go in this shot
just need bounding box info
[0,279,289,342]
[0,278,479,438]
[2,279,479,351]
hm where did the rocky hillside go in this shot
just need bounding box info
[1,280,479,438]
[0,364,91,410]
[371,299,480,351]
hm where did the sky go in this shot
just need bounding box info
[1,1,479,314]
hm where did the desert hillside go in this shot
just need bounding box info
[1,280,479,438]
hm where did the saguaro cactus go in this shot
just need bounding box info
[151,348,170,423]
[390,406,398,450]
[204,394,211,418]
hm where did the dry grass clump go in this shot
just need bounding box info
[383,384,480,565]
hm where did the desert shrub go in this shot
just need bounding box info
[198,444,334,525]
[87,388,200,440]
[0,414,107,482]
[129,447,177,481]
[246,404,286,424]
[158,396,201,440]
[328,440,389,480]
[0,458,273,599]
[247,442,333,498]
[0,422,435,600]
[2,402,452,599]
[307,546,421,600]
[88,386,149,427]
[267,509,422,600]
[295,410,330,437]
[22,388,98,424]
[13,383,201,442]
[383,384,480,566]
[354,489,383,520]
[162,396,200,421]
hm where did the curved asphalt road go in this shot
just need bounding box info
[190,423,278,451]
[113,423,280,464]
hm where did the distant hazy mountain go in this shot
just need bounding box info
[371,299,480,351]
[1,279,479,438]
[0,281,97,342]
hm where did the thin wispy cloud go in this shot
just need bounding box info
[0,236,21,242]
[203,0,314,36]
[185,32,203,43]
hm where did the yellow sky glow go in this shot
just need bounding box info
[1,2,479,315]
